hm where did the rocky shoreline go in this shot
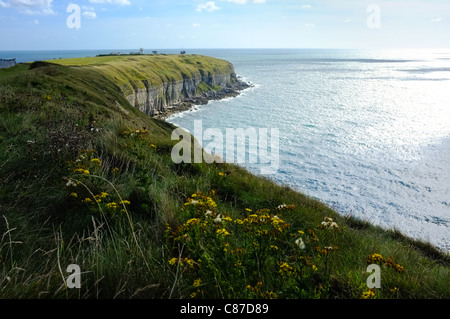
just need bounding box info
[154,77,252,120]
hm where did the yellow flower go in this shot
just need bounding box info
[361,289,375,299]
[106,202,119,210]
[186,218,200,226]
[186,258,195,268]
[119,200,131,205]
[279,262,295,276]
[82,198,93,204]
[111,167,119,174]
[218,172,225,177]
[90,158,101,165]
[168,257,178,266]
[69,192,78,198]
[74,168,90,175]
[193,278,202,288]
[245,208,252,212]
[216,228,231,236]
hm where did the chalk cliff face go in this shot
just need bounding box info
[124,68,248,117]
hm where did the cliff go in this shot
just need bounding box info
[1,56,449,299]
[52,54,250,117]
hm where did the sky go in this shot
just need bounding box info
[0,0,449,50]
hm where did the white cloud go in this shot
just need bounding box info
[305,23,315,28]
[88,0,130,5]
[0,0,54,15]
[223,0,266,3]
[83,11,97,19]
[301,4,312,9]
[82,5,97,19]
[196,1,220,12]
[431,17,443,23]
[193,23,201,27]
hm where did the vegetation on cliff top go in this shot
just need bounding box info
[0,56,449,299]
[49,54,235,97]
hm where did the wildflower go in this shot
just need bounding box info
[277,204,287,210]
[66,179,77,187]
[150,144,157,150]
[216,228,230,236]
[82,198,93,204]
[119,200,131,205]
[321,217,339,229]
[311,265,318,271]
[279,262,295,276]
[69,192,78,198]
[99,192,109,199]
[106,202,119,210]
[361,289,375,299]
[205,210,213,218]
[222,216,232,222]
[214,214,222,224]
[367,253,385,265]
[111,167,119,174]
[218,172,225,177]
[245,208,252,212]
[169,257,178,266]
[186,258,195,268]
[295,238,306,250]
[193,278,202,288]
[74,168,90,175]
[186,218,200,226]
[271,245,279,250]
[90,158,101,165]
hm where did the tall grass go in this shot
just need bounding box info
[0,59,449,299]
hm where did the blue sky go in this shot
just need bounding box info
[0,0,449,50]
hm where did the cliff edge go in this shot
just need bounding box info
[52,54,250,118]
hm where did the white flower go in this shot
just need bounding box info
[205,210,213,218]
[214,214,222,224]
[321,217,339,229]
[190,200,199,205]
[295,238,306,250]
[66,179,77,187]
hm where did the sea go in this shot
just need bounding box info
[2,48,449,252]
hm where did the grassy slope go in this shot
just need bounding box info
[0,57,449,299]
[49,54,234,97]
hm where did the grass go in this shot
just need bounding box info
[48,54,234,97]
[0,57,449,299]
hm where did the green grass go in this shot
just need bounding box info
[48,54,234,97]
[0,58,449,299]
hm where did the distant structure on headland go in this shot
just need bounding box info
[96,48,145,57]
[0,58,16,69]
